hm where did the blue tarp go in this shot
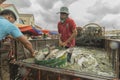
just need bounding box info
[32,26,43,35]
[49,31,58,35]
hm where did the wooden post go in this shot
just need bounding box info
[58,74,61,80]
[37,70,41,80]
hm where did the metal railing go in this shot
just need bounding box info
[105,39,120,79]
[9,39,120,80]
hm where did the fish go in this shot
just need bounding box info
[44,49,59,60]
[35,50,45,60]
[34,46,115,77]
[61,47,115,77]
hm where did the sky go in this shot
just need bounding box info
[4,0,120,31]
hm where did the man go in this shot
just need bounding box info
[57,6,77,48]
[0,9,35,57]
[57,6,77,62]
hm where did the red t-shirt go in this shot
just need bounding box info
[58,17,76,47]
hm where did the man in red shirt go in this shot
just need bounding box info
[57,6,77,63]
[57,6,77,48]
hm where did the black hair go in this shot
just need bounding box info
[0,9,17,21]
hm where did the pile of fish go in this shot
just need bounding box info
[34,47,68,67]
[35,48,68,60]
[62,47,115,77]
[23,46,115,77]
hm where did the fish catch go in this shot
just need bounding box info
[23,46,115,77]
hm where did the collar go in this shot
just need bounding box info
[60,17,69,24]
[0,16,5,19]
[65,17,69,22]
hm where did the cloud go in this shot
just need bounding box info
[86,0,120,30]
[40,10,59,23]
[88,2,120,15]
[100,14,120,30]
[87,0,120,21]
[36,0,79,10]
[5,0,32,8]
[60,0,79,6]
[36,0,58,10]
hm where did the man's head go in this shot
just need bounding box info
[58,7,69,23]
[0,9,17,23]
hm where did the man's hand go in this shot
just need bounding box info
[59,38,68,47]
[17,35,35,58]
[62,42,67,47]
[59,41,68,47]
[59,40,63,46]
[31,53,35,57]
[31,51,38,57]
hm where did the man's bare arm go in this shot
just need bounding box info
[65,28,77,43]
[16,35,35,57]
